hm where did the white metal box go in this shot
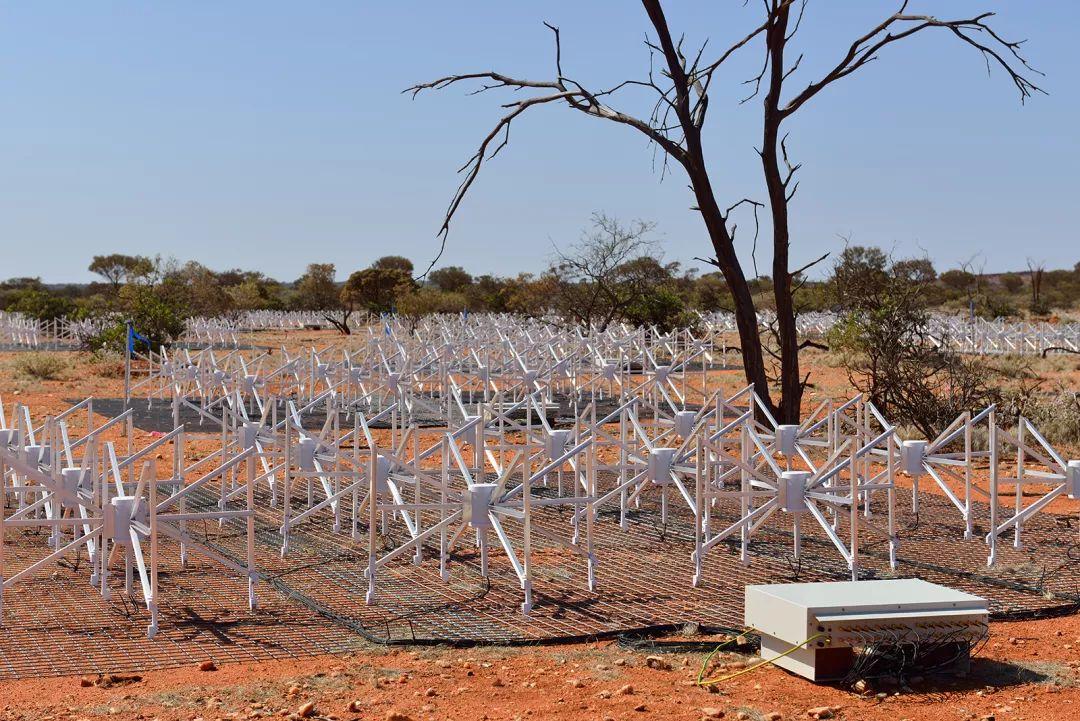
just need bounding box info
[745,579,988,681]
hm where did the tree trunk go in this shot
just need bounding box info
[325,311,353,335]
[761,4,803,424]
[640,0,777,418]
[686,157,775,415]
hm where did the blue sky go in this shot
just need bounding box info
[1,1,1075,283]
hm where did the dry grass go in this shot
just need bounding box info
[90,350,126,378]
[13,352,68,380]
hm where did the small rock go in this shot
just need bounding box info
[424,687,437,697]
[569,678,585,688]
[492,677,505,687]
[737,713,751,721]
[614,659,628,667]
[198,660,217,672]
[634,704,648,712]
[852,678,869,693]
[807,707,833,719]
[765,713,782,721]
[348,700,362,713]
[645,655,672,671]
[386,711,411,721]
[79,677,93,688]
[618,684,635,696]
[597,690,612,699]
[98,672,140,687]
[297,701,315,718]
[701,708,725,719]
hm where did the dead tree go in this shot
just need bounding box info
[1027,257,1046,312]
[407,0,1041,423]
[550,213,657,331]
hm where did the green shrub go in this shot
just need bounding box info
[981,293,1019,319]
[828,252,999,439]
[14,352,68,380]
[1001,386,1080,448]
[6,289,75,322]
[85,284,186,353]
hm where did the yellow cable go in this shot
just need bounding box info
[696,626,759,685]
[698,632,829,686]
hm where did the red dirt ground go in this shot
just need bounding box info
[0,613,1078,721]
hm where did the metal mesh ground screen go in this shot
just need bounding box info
[1,478,1078,679]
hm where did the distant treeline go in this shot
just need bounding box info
[4,233,1080,349]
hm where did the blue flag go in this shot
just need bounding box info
[128,325,152,353]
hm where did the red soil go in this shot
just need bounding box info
[0,614,1078,721]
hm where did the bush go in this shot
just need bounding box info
[84,284,186,353]
[1001,385,1080,447]
[14,352,68,380]
[829,251,999,438]
[940,269,976,293]
[623,286,695,331]
[6,289,75,322]
[1029,299,1052,318]
[396,287,467,317]
[1000,273,1024,293]
[90,349,126,378]
[981,293,1019,319]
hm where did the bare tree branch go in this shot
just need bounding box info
[782,6,1044,118]
[407,61,688,245]
[790,252,830,279]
